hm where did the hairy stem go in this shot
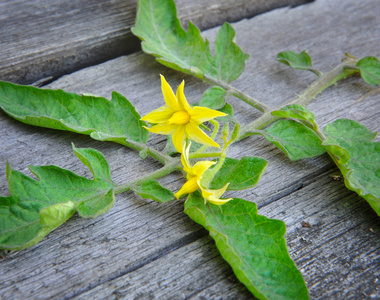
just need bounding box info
[124,139,172,164]
[204,75,271,113]
[238,60,358,140]
[114,159,181,194]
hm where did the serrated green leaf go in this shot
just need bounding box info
[132,0,249,83]
[0,81,149,146]
[73,144,113,183]
[0,147,115,250]
[209,157,267,190]
[184,194,309,300]
[356,56,380,85]
[323,119,380,215]
[261,119,326,161]
[131,180,175,203]
[199,86,226,109]
[277,50,312,70]
[272,104,317,130]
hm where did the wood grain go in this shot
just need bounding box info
[1,0,380,299]
[0,0,310,85]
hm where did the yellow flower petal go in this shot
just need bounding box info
[211,183,230,198]
[172,125,186,153]
[181,142,193,175]
[191,106,227,124]
[168,110,190,125]
[176,80,192,112]
[208,196,233,205]
[201,183,232,206]
[192,161,216,180]
[141,106,175,123]
[185,122,220,148]
[145,123,176,135]
[174,176,199,199]
[160,75,180,110]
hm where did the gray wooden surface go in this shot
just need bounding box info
[1,0,380,299]
[0,0,310,85]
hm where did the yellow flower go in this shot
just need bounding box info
[141,75,227,152]
[201,183,233,206]
[174,143,232,206]
[174,143,215,199]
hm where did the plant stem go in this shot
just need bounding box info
[114,159,181,194]
[238,60,359,140]
[124,139,172,164]
[204,75,271,113]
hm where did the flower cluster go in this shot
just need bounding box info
[141,75,232,205]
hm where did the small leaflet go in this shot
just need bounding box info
[356,56,380,86]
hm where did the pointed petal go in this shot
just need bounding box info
[208,196,233,206]
[181,142,193,175]
[176,80,192,112]
[161,75,179,110]
[192,161,216,179]
[186,122,220,148]
[174,176,199,199]
[145,123,176,135]
[172,125,186,153]
[191,106,227,124]
[210,183,230,198]
[201,183,232,206]
[141,106,175,123]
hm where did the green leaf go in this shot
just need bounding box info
[277,50,312,70]
[218,103,236,123]
[184,194,309,300]
[356,56,380,85]
[0,147,115,250]
[0,81,149,146]
[209,157,267,190]
[131,180,175,203]
[199,86,226,109]
[132,0,249,83]
[323,119,380,215]
[271,104,318,130]
[261,119,326,161]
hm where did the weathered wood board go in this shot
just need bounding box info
[1,0,380,299]
[0,0,311,85]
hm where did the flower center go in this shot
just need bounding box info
[168,110,190,125]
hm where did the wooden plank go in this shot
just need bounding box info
[0,0,311,85]
[0,0,380,299]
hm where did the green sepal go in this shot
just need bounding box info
[184,193,309,300]
[261,119,326,161]
[0,81,149,146]
[323,119,380,215]
[131,180,175,203]
[209,156,267,190]
[132,0,249,83]
[0,147,115,250]
[356,56,380,85]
